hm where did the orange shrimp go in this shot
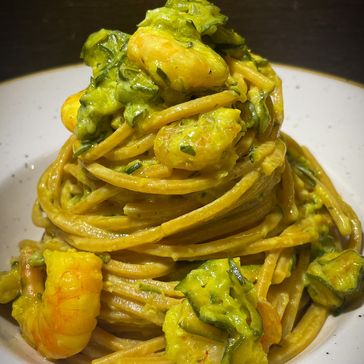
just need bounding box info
[61,89,85,132]
[127,27,229,92]
[12,248,103,359]
[154,107,242,171]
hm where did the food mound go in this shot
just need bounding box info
[0,1,363,363]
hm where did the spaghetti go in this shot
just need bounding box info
[0,1,363,363]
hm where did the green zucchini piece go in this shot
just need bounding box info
[175,258,266,363]
[305,249,364,310]
[179,299,227,342]
[176,259,255,334]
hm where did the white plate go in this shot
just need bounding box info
[0,64,363,363]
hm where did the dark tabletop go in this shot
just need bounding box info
[1,0,363,83]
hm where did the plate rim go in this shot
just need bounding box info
[0,63,363,364]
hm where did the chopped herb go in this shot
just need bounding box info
[93,66,110,86]
[97,253,111,264]
[228,258,245,285]
[248,146,256,163]
[73,142,93,157]
[209,292,221,304]
[118,60,159,104]
[287,152,317,188]
[294,164,317,187]
[254,91,271,135]
[156,67,170,85]
[180,144,196,156]
[124,161,142,174]
[139,282,162,294]
[240,100,259,128]
[123,102,150,127]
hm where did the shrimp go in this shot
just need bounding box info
[61,90,85,132]
[154,107,242,171]
[127,27,229,92]
[12,247,103,359]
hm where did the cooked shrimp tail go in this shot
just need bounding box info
[12,248,103,359]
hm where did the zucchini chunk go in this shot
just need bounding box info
[305,249,364,310]
[170,258,267,363]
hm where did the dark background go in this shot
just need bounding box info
[1,0,364,83]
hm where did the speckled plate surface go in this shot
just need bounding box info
[0,65,363,363]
